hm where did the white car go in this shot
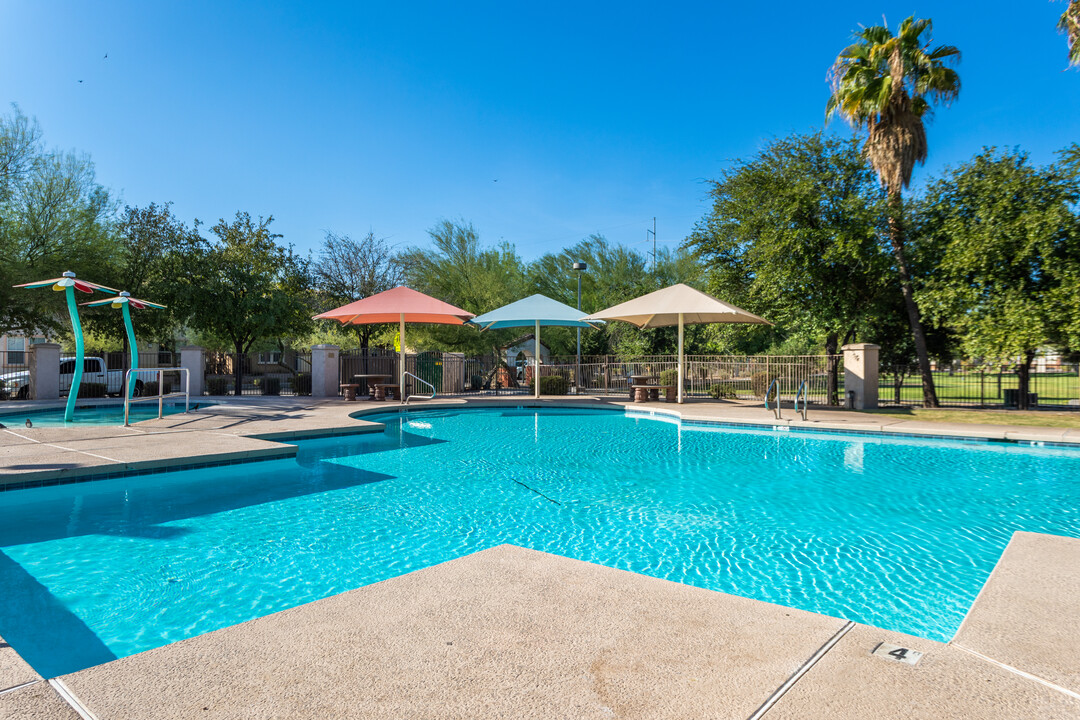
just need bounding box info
[0,357,143,400]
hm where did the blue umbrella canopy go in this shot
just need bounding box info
[469,294,601,330]
[469,294,601,397]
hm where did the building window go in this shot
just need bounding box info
[258,351,282,365]
[6,337,25,365]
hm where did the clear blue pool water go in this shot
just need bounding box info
[1,406,1078,677]
[0,401,203,427]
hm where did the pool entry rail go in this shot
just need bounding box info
[794,380,808,421]
[402,371,435,405]
[123,367,190,426]
[765,378,782,420]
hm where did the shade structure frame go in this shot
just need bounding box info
[467,294,603,398]
[583,284,771,404]
[312,286,475,403]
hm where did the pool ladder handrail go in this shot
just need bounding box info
[794,380,808,421]
[402,371,435,405]
[765,378,781,420]
[123,367,190,426]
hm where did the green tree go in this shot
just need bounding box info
[686,132,893,403]
[400,219,526,354]
[827,15,960,407]
[312,230,403,352]
[81,203,200,352]
[0,107,117,337]
[919,149,1080,409]
[182,212,312,395]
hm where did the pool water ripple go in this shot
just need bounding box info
[1,407,1079,678]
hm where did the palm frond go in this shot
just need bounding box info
[1061,0,1080,67]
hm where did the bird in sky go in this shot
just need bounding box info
[103,53,108,59]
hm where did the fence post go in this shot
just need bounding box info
[842,343,879,410]
[311,344,341,398]
[29,342,61,400]
[180,346,205,398]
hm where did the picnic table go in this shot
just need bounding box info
[353,374,391,399]
[628,374,658,399]
[631,384,677,403]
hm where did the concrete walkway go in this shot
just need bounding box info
[23,542,1078,719]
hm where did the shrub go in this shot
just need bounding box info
[708,384,738,400]
[751,371,778,399]
[294,372,311,396]
[261,377,282,396]
[207,377,230,395]
[470,373,484,391]
[76,382,107,398]
[529,375,570,396]
[658,368,679,387]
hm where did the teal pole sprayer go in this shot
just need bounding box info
[83,292,166,400]
[13,271,119,422]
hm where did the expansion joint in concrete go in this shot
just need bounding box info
[49,678,100,720]
[951,643,1080,701]
[747,620,855,719]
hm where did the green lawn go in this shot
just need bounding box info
[880,370,1080,407]
[865,406,1080,429]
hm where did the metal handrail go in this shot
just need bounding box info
[402,371,434,405]
[765,378,781,420]
[124,368,190,426]
[794,380,808,421]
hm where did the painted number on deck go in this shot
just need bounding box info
[872,642,923,666]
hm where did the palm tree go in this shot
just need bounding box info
[827,16,959,408]
[1062,1,1080,66]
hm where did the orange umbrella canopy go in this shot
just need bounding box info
[313,286,474,325]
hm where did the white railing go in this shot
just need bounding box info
[123,368,190,426]
[402,371,434,405]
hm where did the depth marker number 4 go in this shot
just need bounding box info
[872,642,924,666]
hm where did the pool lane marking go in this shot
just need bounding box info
[746,620,855,720]
[48,678,100,720]
[510,478,562,505]
[950,644,1080,701]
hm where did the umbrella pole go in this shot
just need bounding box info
[534,320,540,399]
[399,313,405,405]
[677,313,684,404]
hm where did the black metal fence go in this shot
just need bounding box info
[204,352,312,396]
[331,351,843,402]
[882,363,1080,409]
[539,354,844,403]
[0,350,29,400]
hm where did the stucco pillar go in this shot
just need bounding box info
[311,345,340,398]
[29,342,61,400]
[842,343,879,410]
[180,346,205,398]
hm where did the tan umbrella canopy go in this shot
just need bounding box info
[584,283,771,403]
[313,286,474,398]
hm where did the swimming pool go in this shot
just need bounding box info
[1,406,1078,677]
[0,401,202,427]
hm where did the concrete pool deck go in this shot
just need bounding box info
[1,395,1079,717]
[0,541,1073,719]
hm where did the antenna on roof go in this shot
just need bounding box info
[646,217,657,272]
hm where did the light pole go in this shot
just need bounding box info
[573,261,587,392]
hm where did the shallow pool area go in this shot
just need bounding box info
[1,406,1078,678]
[0,401,203,427]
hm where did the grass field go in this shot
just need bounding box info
[880,369,1080,407]
[865,407,1080,429]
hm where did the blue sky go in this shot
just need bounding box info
[3,2,1078,260]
